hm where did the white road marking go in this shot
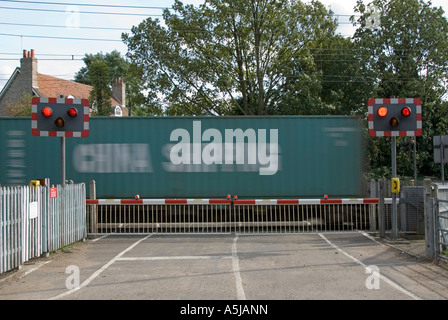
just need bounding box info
[117,255,232,261]
[20,261,52,278]
[318,233,422,300]
[49,234,153,300]
[91,235,108,242]
[232,235,246,300]
[49,234,245,300]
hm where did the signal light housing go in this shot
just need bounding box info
[32,97,89,137]
[368,98,422,137]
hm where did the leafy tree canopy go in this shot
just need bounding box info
[122,0,369,116]
[353,0,448,179]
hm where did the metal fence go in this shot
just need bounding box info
[86,198,379,235]
[0,184,86,274]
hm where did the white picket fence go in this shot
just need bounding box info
[0,184,86,274]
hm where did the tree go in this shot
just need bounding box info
[88,60,112,116]
[123,0,345,116]
[75,50,153,115]
[75,50,129,85]
[3,92,32,117]
[312,35,376,116]
[352,0,448,179]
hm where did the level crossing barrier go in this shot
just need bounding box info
[85,197,379,235]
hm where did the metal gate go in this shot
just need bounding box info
[399,187,425,234]
[86,198,379,235]
[436,199,448,261]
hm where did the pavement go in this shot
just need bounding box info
[388,240,429,259]
[378,234,437,262]
[1,232,447,304]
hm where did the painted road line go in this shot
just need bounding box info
[318,233,422,300]
[117,255,232,261]
[232,235,246,300]
[49,234,153,300]
[20,261,52,279]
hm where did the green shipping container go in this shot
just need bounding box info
[0,116,363,199]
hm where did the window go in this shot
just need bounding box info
[114,106,122,117]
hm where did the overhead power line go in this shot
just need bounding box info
[0,21,129,31]
[0,1,359,19]
[0,5,164,16]
[0,0,170,10]
[0,0,358,18]
[0,58,83,60]
[0,32,123,42]
[0,52,84,57]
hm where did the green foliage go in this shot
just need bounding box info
[74,50,152,115]
[74,50,129,85]
[4,92,32,117]
[107,0,448,180]
[88,60,112,116]
[122,0,368,116]
[353,0,448,180]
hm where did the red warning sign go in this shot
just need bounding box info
[50,188,57,199]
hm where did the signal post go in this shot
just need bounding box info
[368,98,422,239]
[31,97,90,186]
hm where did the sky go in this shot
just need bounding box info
[1,0,448,92]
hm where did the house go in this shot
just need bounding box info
[0,49,128,117]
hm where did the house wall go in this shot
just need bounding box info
[0,50,37,116]
[1,50,128,117]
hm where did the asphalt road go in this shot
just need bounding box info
[1,232,448,307]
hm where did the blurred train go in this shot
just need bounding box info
[0,116,364,199]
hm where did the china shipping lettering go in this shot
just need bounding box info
[0,116,363,199]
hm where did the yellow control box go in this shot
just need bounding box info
[29,180,40,187]
[391,178,400,194]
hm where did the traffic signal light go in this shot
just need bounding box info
[368,98,422,137]
[42,107,52,118]
[32,97,89,137]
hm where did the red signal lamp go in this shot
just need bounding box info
[68,107,78,118]
[42,107,53,118]
[401,107,411,117]
[377,106,388,117]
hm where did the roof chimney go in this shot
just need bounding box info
[112,77,126,109]
[20,49,38,89]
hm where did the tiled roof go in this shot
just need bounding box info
[35,74,90,99]
[35,73,121,106]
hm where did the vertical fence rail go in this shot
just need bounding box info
[1,186,27,274]
[0,184,86,274]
